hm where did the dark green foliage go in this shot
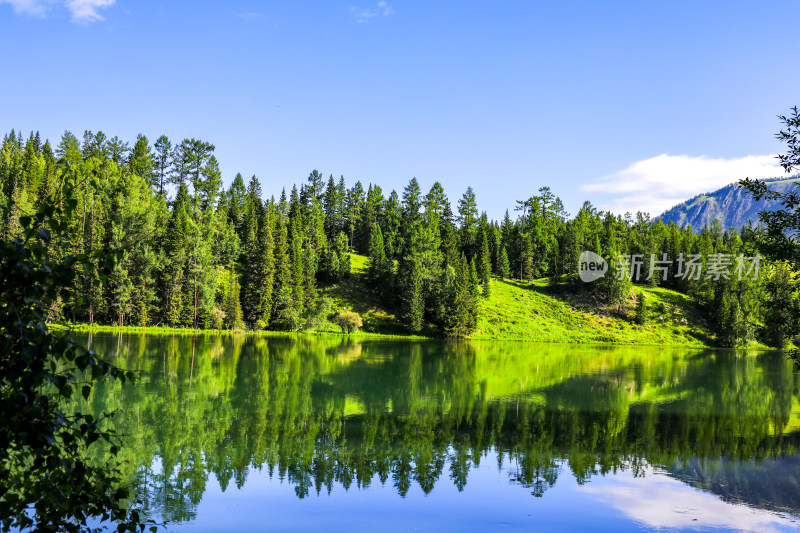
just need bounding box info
[762,263,800,348]
[476,225,492,298]
[443,253,478,337]
[272,286,301,331]
[367,223,391,292]
[0,195,149,531]
[152,135,172,196]
[304,296,333,331]
[399,256,424,333]
[497,246,510,280]
[598,216,631,314]
[224,265,245,330]
[457,186,478,258]
[634,292,648,325]
[324,231,350,282]
[241,196,275,328]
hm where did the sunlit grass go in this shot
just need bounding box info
[472,277,721,346]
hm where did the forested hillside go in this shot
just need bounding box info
[1,129,798,347]
[657,176,800,230]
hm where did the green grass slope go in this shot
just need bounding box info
[320,253,409,335]
[474,278,715,345]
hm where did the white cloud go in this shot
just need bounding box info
[0,0,114,22]
[350,1,393,23]
[582,153,782,216]
[65,0,114,22]
[0,0,51,16]
[580,468,794,533]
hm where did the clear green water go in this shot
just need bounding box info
[82,333,800,532]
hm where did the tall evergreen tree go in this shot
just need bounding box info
[152,135,172,196]
[476,224,492,298]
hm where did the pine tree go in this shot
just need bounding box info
[241,198,262,324]
[457,186,478,258]
[289,216,306,312]
[128,134,153,183]
[152,135,171,196]
[367,223,389,290]
[224,266,244,330]
[227,173,247,241]
[445,253,478,338]
[345,181,365,252]
[497,246,510,280]
[476,226,492,298]
[382,190,402,260]
[634,292,648,325]
[134,284,149,327]
[323,175,339,241]
[272,211,290,316]
[468,257,480,300]
[325,231,350,282]
[399,256,424,333]
[257,207,275,326]
[166,286,183,327]
[763,262,800,347]
[599,221,631,315]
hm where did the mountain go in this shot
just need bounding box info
[657,176,800,230]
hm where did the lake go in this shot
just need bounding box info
[81,333,800,532]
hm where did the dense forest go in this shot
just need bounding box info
[1,129,798,346]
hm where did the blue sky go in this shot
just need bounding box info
[1,0,798,219]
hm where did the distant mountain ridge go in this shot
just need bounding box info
[656,176,800,230]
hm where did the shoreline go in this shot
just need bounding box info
[50,322,784,350]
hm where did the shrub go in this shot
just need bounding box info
[335,310,363,334]
[303,296,333,331]
[209,305,226,329]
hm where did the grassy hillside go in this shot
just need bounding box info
[320,253,410,335]
[474,278,714,345]
[323,254,729,347]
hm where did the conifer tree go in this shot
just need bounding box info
[497,246,510,280]
[457,186,479,258]
[367,223,390,290]
[445,253,478,337]
[128,134,153,183]
[399,256,424,333]
[763,262,800,347]
[152,135,171,196]
[382,190,402,260]
[476,225,492,298]
[224,266,244,330]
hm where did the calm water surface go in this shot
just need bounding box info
[82,333,800,532]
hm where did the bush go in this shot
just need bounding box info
[209,306,226,329]
[303,296,333,331]
[334,310,363,334]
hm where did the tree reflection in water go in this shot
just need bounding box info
[78,334,800,523]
